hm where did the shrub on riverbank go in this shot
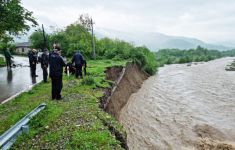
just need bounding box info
[130,46,158,75]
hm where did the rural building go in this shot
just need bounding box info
[15,42,31,54]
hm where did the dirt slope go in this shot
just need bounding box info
[104,62,149,119]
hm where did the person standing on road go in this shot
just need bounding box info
[49,46,66,100]
[72,50,84,78]
[29,49,38,77]
[41,49,49,82]
[4,48,14,69]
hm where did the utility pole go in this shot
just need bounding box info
[91,19,96,59]
[42,24,47,50]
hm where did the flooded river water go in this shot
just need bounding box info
[0,55,42,103]
[119,57,235,150]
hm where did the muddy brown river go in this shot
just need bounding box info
[119,57,235,150]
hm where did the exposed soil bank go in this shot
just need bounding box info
[103,62,149,119]
[101,62,149,150]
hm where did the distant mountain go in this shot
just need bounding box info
[95,28,234,51]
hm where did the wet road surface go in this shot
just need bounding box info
[0,55,43,103]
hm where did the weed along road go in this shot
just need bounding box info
[0,55,43,103]
[119,57,235,149]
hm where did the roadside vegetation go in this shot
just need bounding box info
[29,15,157,75]
[0,56,5,67]
[0,60,127,149]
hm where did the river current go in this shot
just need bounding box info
[119,57,235,150]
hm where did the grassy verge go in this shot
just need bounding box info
[0,60,127,149]
[0,57,5,67]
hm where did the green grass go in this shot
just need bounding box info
[0,59,127,150]
[0,57,5,67]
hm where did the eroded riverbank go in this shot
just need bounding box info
[119,57,235,150]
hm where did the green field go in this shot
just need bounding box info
[0,60,127,149]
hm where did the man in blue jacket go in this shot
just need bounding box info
[72,50,84,78]
[49,46,66,100]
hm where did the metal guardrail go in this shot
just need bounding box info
[0,103,46,150]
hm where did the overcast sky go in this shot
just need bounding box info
[22,0,235,44]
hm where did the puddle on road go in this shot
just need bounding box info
[0,55,43,103]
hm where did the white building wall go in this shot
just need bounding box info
[15,47,30,54]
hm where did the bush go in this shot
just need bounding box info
[130,48,147,66]
[81,76,95,85]
[112,55,123,61]
[131,47,157,75]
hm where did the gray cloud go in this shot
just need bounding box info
[22,0,235,44]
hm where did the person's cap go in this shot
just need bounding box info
[32,49,37,52]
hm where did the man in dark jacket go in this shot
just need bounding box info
[4,48,14,69]
[72,50,84,78]
[49,46,66,100]
[41,49,49,82]
[28,49,38,77]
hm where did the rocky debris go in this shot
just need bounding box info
[225,61,235,71]
[187,62,192,66]
[194,124,226,141]
[194,124,235,150]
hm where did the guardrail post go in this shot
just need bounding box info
[22,125,29,134]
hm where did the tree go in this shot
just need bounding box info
[29,29,50,50]
[64,23,93,57]
[77,14,96,59]
[0,0,37,42]
[49,31,69,55]
[77,14,93,31]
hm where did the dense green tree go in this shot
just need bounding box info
[64,23,93,57]
[49,31,69,55]
[0,0,37,42]
[29,29,50,50]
